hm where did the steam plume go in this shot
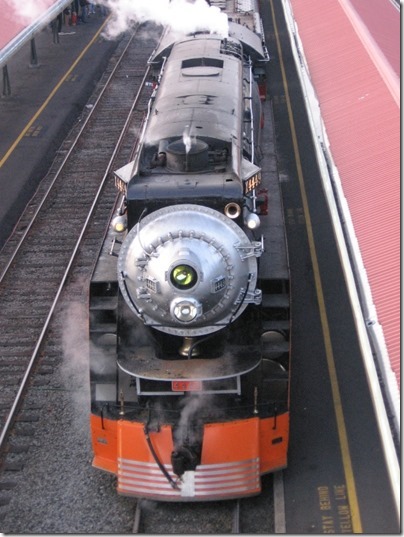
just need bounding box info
[183,126,192,154]
[99,0,229,39]
[61,301,90,416]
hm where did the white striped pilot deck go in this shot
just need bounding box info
[117,458,261,500]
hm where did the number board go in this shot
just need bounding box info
[244,172,262,194]
[172,380,202,392]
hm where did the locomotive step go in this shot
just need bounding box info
[90,296,118,310]
[261,341,290,356]
[89,324,117,334]
[261,294,289,309]
[262,320,290,332]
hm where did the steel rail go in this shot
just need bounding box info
[0,28,137,285]
[132,502,142,534]
[0,31,152,453]
[232,499,241,533]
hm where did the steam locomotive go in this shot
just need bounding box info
[89,0,290,501]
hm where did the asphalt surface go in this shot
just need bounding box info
[0,9,119,250]
[262,0,399,533]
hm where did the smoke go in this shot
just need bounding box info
[4,0,50,23]
[99,0,229,40]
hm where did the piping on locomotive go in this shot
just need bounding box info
[89,0,290,501]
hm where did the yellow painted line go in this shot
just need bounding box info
[0,20,109,170]
[269,0,363,532]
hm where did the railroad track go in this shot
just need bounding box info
[132,498,242,534]
[0,24,160,459]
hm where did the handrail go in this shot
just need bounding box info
[0,0,73,70]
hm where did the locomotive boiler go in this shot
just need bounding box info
[89,0,290,501]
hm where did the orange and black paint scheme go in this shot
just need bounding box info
[89,0,290,502]
[89,304,290,501]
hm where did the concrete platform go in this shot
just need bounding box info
[0,10,120,249]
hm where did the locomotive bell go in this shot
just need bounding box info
[117,204,262,337]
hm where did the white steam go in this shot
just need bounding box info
[178,394,206,428]
[4,0,49,23]
[4,0,228,40]
[61,300,90,417]
[99,0,229,39]
[183,125,192,154]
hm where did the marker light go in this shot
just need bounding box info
[111,214,127,233]
[245,212,261,230]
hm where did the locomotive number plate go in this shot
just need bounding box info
[172,380,202,392]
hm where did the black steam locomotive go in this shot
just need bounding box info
[89,0,290,501]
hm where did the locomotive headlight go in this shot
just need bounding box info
[170,264,198,289]
[171,298,202,323]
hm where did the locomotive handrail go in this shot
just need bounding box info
[244,57,259,213]
[248,59,256,164]
[125,56,167,185]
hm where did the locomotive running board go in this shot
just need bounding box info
[117,345,261,382]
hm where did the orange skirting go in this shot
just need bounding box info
[90,412,288,500]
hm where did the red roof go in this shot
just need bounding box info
[289,0,400,387]
[0,0,58,49]
[350,0,400,77]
